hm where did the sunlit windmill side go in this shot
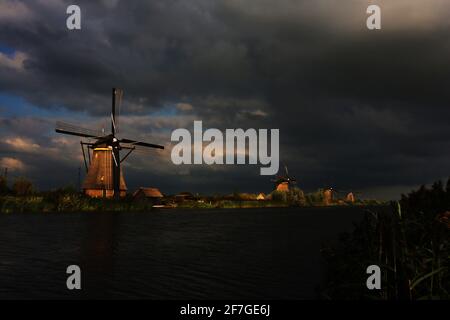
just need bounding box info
[271,165,297,192]
[55,88,164,200]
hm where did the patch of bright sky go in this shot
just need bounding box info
[0,92,184,118]
[150,103,179,117]
[0,43,15,57]
[0,92,92,122]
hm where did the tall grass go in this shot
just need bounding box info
[321,180,450,300]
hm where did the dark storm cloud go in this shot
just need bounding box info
[1,0,450,198]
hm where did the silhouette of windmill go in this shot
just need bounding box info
[55,88,164,200]
[271,165,297,192]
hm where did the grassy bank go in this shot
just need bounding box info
[0,192,377,213]
[0,194,157,213]
[0,194,315,213]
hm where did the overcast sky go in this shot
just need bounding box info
[1,0,450,199]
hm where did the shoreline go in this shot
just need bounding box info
[0,194,387,214]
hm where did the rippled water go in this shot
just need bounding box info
[0,207,365,299]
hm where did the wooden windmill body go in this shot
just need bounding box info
[56,88,164,199]
[83,146,127,198]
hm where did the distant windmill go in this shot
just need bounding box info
[323,187,362,204]
[55,88,164,200]
[271,165,297,192]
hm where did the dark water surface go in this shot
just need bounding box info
[0,207,365,299]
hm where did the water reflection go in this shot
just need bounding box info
[80,213,119,298]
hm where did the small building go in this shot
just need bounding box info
[133,187,164,202]
[257,193,266,200]
[175,192,195,202]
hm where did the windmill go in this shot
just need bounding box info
[323,187,362,204]
[55,88,164,200]
[271,165,297,192]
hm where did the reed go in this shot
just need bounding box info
[321,180,450,300]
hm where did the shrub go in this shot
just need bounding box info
[0,176,8,195]
[12,178,33,196]
[271,190,287,202]
[305,189,325,206]
[288,187,306,205]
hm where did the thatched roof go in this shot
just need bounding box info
[133,187,163,198]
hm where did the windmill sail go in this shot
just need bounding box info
[56,121,104,139]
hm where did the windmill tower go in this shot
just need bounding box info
[323,187,362,205]
[56,88,164,199]
[271,165,297,192]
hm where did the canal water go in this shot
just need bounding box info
[0,207,365,299]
